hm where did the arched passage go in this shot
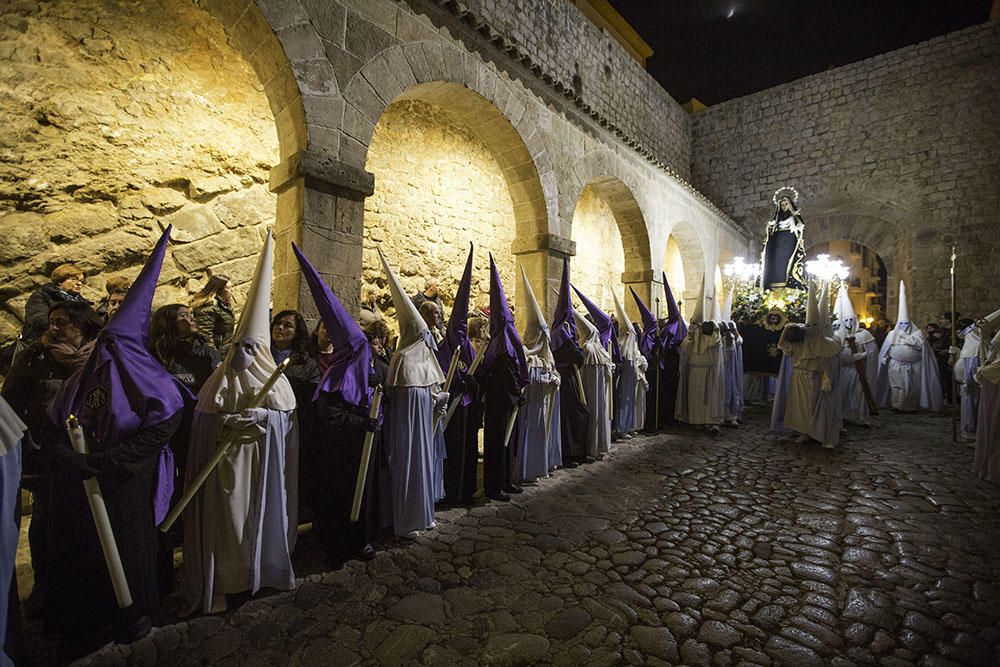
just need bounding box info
[0,0,304,343]
[362,82,548,321]
[807,240,889,325]
[664,221,708,318]
[570,177,652,320]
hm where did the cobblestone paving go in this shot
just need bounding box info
[80,406,1000,666]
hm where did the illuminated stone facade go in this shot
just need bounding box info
[363,99,517,316]
[571,185,625,314]
[0,0,280,340]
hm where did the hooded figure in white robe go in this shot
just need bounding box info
[574,310,613,459]
[834,284,879,425]
[778,281,843,447]
[675,277,725,432]
[720,286,744,426]
[183,230,299,614]
[954,307,1000,440]
[876,281,943,412]
[515,267,561,481]
[613,291,646,436]
[379,249,446,536]
[974,328,1000,482]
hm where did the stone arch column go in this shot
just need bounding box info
[200,0,310,308]
[275,39,558,315]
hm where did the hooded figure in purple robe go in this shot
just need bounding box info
[182,230,299,614]
[476,256,529,501]
[437,245,480,506]
[47,226,185,646]
[552,260,589,465]
[658,274,686,429]
[293,243,380,566]
[613,291,646,437]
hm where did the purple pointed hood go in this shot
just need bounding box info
[293,243,370,408]
[631,287,658,357]
[480,255,529,389]
[436,244,476,406]
[51,226,185,445]
[572,285,614,351]
[550,258,577,352]
[661,273,687,349]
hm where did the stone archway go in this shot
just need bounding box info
[664,220,709,314]
[361,82,547,321]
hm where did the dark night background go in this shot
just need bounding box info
[609,0,994,106]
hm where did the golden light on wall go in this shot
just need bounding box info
[571,185,626,312]
[363,99,517,319]
[663,234,686,317]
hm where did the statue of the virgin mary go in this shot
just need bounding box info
[759,186,806,291]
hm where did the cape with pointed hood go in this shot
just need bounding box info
[574,310,614,367]
[550,258,577,353]
[292,243,370,408]
[683,276,721,356]
[436,245,476,405]
[572,286,614,350]
[480,255,529,389]
[630,287,658,358]
[834,283,879,425]
[52,226,186,445]
[613,291,644,368]
[520,266,555,370]
[876,280,942,411]
[379,249,445,388]
[197,231,296,413]
[661,273,687,349]
[46,227,186,637]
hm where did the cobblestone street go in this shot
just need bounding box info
[81,405,1000,666]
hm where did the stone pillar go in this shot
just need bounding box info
[269,149,375,320]
[511,232,576,328]
[622,269,658,322]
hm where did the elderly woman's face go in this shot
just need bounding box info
[58,273,85,293]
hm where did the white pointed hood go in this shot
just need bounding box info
[520,266,555,369]
[805,280,820,327]
[818,280,834,337]
[835,283,858,342]
[722,287,734,322]
[711,282,723,323]
[613,290,643,366]
[690,275,706,324]
[896,280,910,328]
[574,310,612,366]
[197,230,296,413]
[379,248,445,387]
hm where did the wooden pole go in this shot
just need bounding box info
[351,387,384,522]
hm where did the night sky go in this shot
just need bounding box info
[609,0,993,106]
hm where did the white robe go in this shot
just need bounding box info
[876,326,943,411]
[675,329,725,426]
[182,409,298,614]
[780,328,843,445]
[839,329,879,424]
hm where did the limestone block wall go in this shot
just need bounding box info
[571,184,626,313]
[363,98,517,316]
[446,0,692,178]
[691,21,1000,324]
[0,0,279,343]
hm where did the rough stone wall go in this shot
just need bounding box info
[571,185,625,313]
[450,0,692,178]
[690,21,1000,323]
[362,98,516,317]
[0,0,278,343]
